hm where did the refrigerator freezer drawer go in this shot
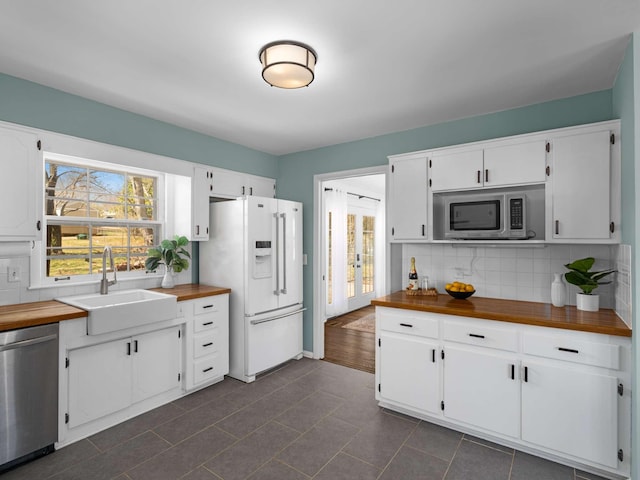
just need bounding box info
[247,309,303,376]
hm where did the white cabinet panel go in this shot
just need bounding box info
[443,345,520,438]
[192,166,213,240]
[388,156,428,240]
[483,140,546,187]
[429,149,484,191]
[550,130,611,240]
[68,339,132,428]
[132,326,181,403]
[521,360,618,468]
[0,126,41,240]
[379,331,440,414]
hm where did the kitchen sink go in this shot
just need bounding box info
[57,289,177,335]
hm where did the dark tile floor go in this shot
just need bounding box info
[4,358,611,480]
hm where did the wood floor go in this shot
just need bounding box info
[323,305,375,373]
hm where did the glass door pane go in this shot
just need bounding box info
[347,213,356,298]
[361,215,375,294]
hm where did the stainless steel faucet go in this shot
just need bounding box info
[100,246,117,294]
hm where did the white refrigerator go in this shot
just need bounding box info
[199,196,304,383]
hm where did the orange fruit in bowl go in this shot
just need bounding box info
[465,284,475,292]
[445,283,453,290]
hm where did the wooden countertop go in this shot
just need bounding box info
[0,284,231,333]
[149,283,231,301]
[371,291,632,337]
[0,300,87,332]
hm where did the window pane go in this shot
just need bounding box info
[362,215,375,294]
[347,213,355,298]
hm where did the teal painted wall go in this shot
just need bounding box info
[277,91,615,351]
[613,34,639,480]
[0,73,279,177]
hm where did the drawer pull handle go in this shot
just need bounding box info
[202,321,214,326]
[557,347,579,354]
[202,342,213,347]
[432,349,436,363]
[202,305,214,309]
[510,364,515,380]
[399,323,413,328]
[524,366,529,383]
[202,367,213,373]
[468,333,485,339]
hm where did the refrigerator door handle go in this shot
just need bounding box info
[280,212,287,295]
[273,212,280,296]
[250,308,307,325]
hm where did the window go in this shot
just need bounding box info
[41,155,162,282]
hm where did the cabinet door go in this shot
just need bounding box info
[521,360,618,468]
[429,149,483,191]
[443,345,519,438]
[248,175,276,197]
[212,169,245,198]
[132,326,182,403]
[379,331,440,414]
[483,140,547,187]
[67,339,132,428]
[0,126,41,239]
[192,166,212,240]
[389,156,428,240]
[550,131,611,240]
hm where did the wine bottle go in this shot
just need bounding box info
[409,257,418,290]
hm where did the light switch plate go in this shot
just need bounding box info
[7,266,20,283]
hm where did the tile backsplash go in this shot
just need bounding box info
[615,244,632,327]
[402,243,622,310]
[0,243,191,306]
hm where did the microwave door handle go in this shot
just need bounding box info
[280,213,287,295]
[273,213,280,296]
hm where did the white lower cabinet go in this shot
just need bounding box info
[66,326,181,429]
[379,331,440,414]
[443,345,519,438]
[184,294,229,391]
[375,306,630,478]
[521,360,618,468]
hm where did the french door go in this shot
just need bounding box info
[347,205,376,311]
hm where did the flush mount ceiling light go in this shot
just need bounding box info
[259,40,317,89]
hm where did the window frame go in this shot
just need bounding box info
[33,151,166,287]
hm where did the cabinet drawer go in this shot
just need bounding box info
[443,320,518,352]
[193,295,227,316]
[193,355,227,385]
[378,310,438,339]
[522,333,620,370]
[194,314,225,333]
[193,331,223,359]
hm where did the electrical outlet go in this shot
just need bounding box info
[7,266,20,283]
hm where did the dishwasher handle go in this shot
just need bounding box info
[0,333,58,353]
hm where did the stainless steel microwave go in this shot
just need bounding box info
[444,192,527,240]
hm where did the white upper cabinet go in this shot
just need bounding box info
[0,125,42,240]
[429,149,484,191]
[388,155,428,240]
[429,140,546,192]
[212,170,276,198]
[548,129,616,242]
[483,140,547,187]
[192,166,213,240]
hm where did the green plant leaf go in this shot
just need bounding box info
[161,239,175,250]
[564,257,595,273]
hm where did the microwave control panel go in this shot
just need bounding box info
[509,198,524,230]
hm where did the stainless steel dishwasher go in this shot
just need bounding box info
[0,323,58,472]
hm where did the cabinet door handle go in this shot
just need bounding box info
[510,364,515,380]
[477,170,481,184]
[202,321,214,326]
[242,186,246,195]
[399,323,413,328]
[555,220,559,235]
[196,225,200,235]
[468,333,485,339]
[203,342,213,347]
[485,169,489,183]
[432,349,436,363]
[134,340,138,353]
[202,367,213,373]
[421,224,425,236]
[557,347,579,354]
[126,342,131,356]
[250,187,253,195]
[523,366,529,382]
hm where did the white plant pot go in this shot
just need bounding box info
[576,293,599,312]
[161,266,175,289]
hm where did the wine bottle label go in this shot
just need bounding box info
[409,279,418,290]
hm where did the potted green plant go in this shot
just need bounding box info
[564,257,615,311]
[145,235,191,288]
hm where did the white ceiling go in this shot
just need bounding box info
[1,1,639,156]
